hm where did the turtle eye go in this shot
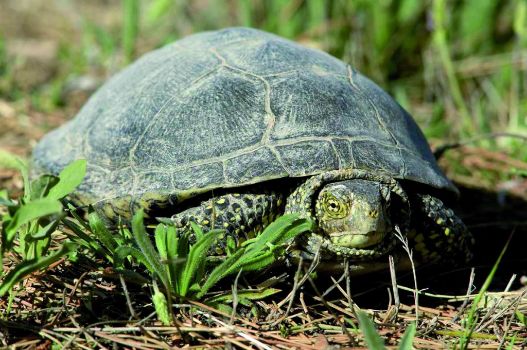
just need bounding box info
[323,195,348,219]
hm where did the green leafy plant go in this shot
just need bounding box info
[114,209,313,322]
[0,151,86,297]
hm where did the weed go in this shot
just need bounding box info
[0,152,85,297]
[119,210,312,322]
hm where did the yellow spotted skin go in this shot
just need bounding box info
[171,192,284,250]
[410,194,474,264]
[162,168,474,268]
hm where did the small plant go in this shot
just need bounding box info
[112,210,313,323]
[0,151,86,297]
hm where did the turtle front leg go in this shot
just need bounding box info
[408,194,474,265]
[170,192,284,251]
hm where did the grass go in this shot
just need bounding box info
[0,0,527,348]
[0,155,315,336]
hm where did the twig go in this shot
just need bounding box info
[453,268,476,323]
[385,255,400,323]
[276,248,320,308]
[322,264,348,297]
[389,255,400,310]
[230,268,243,325]
[497,290,527,349]
[283,255,304,319]
[194,310,273,350]
[119,274,137,320]
[69,315,109,350]
[394,225,419,325]
[477,286,525,333]
[306,274,355,345]
[434,132,527,159]
[344,259,358,317]
[397,285,523,301]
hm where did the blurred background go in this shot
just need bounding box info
[0,0,526,192]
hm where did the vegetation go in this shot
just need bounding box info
[0,0,526,348]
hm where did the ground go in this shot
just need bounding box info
[1,1,526,348]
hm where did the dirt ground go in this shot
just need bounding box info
[1,1,526,348]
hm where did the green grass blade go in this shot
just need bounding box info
[32,236,51,260]
[89,212,118,252]
[62,217,107,257]
[459,0,497,54]
[66,204,91,231]
[131,210,169,288]
[515,311,526,327]
[398,323,416,350]
[178,229,222,296]
[165,225,180,290]
[197,249,246,298]
[146,0,173,24]
[0,189,16,207]
[460,236,511,349]
[236,251,277,272]
[28,217,61,241]
[114,245,154,272]
[197,215,312,298]
[46,159,86,201]
[432,0,472,134]
[202,247,273,294]
[206,288,281,305]
[114,245,142,267]
[357,311,386,350]
[122,0,139,62]
[244,214,302,254]
[267,217,314,247]
[397,0,422,25]
[154,224,180,291]
[506,333,517,350]
[176,226,189,261]
[237,0,253,27]
[0,242,77,297]
[307,0,325,32]
[189,222,204,240]
[514,0,527,41]
[154,223,168,260]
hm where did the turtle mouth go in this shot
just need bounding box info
[327,230,386,249]
[303,230,397,261]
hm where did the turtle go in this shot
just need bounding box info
[32,27,474,271]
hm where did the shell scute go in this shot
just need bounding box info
[33,27,456,218]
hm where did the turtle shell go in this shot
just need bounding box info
[32,27,456,218]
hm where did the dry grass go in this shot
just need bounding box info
[1,245,526,349]
[1,0,527,348]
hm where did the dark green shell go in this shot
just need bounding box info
[32,27,456,218]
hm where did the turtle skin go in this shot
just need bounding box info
[169,169,474,271]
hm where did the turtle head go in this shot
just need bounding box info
[315,179,390,249]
